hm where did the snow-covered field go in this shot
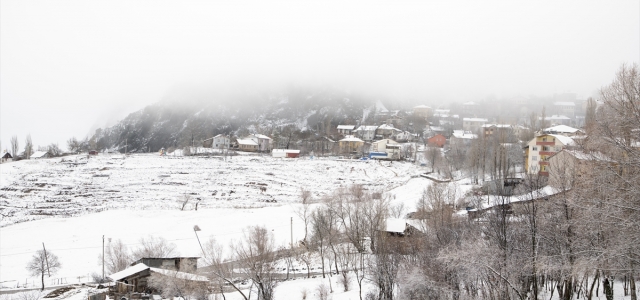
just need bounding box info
[0,154,424,227]
[0,154,434,288]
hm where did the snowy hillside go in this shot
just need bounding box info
[0,154,423,227]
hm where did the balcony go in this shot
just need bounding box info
[538,161,549,166]
[536,141,555,146]
[538,171,549,176]
[539,151,556,156]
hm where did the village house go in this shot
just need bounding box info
[412,105,431,119]
[482,124,513,139]
[376,124,402,139]
[30,151,49,159]
[462,118,488,133]
[524,134,575,176]
[548,150,613,189]
[541,125,584,137]
[1,151,12,163]
[353,125,378,141]
[108,257,205,297]
[337,125,355,135]
[427,134,446,148]
[203,134,230,149]
[541,115,572,126]
[236,138,259,152]
[394,130,414,142]
[371,138,402,160]
[553,101,576,119]
[338,135,365,155]
[245,134,272,152]
[449,130,477,147]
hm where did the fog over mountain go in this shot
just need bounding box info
[1,1,638,149]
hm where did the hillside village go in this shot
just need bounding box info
[2,67,639,300]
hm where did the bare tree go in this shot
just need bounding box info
[10,135,19,158]
[99,239,132,274]
[202,236,247,300]
[148,261,209,300]
[24,134,33,159]
[26,249,61,291]
[132,236,178,259]
[47,143,62,157]
[232,226,278,300]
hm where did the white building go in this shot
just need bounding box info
[463,118,488,133]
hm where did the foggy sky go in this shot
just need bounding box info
[1,0,638,149]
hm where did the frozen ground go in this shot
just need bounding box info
[1,154,635,299]
[0,154,425,227]
[0,154,435,287]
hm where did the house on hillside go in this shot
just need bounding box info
[338,135,364,155]
[237,138,259,152]
[371,139,402,160]
[235,134,271,152]
[353,126,378,141]
[376,124,402,139]
[548,150,613,189]
[427,134,446,148]
[463,118,488,133]
[203,134,230,149]
[540,115,572,126]
[1,151,12,163]
[412,105,431,118]
[524,134,575,176]
[449,130,477,147]
[108,257,205,297]
[377,218,424,254]
[482,124,514,140]
[542,125,584,137]
[30,151,49,159]
[337,125,355,135]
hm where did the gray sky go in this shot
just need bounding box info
[1,0,638,150]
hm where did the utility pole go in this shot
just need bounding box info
[42,243,51,277]
[193,225,205,258]
[290,217,293,249]
[102,235,105,281]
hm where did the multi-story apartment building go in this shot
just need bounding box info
[524,134,575,176]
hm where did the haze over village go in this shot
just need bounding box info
[1,1,639,300]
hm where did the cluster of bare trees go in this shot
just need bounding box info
[100,236,179,275]
[401,65,640,300]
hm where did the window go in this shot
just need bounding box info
[543,146,550,151]
[532,146,538,151]
[532,156,538,161]
[555,146,561,151]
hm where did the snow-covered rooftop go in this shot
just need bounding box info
[549,134,575,146]
[30,151,48,158]
[463,118,488,122]
[384,218,407,233]
[108,263,150,281]
[554,101,576,106]
[543,125,581,134]
[237,139,258,146]
[337,125,355,130]
[452,130,477,139]
[339,135,364,142]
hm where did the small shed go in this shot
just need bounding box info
[89,150,98,155]
[272,149,301,158]
[30,151,49,159]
